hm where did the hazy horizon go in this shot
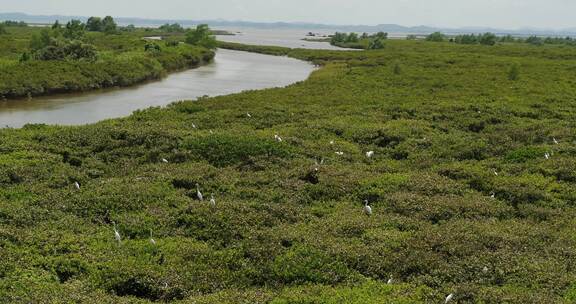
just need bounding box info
[0,0,575,30]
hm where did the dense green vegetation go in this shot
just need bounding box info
[331,32,387,49]
[426,31,576,48]
[426,32,447,42]
[3,36,576,303]
[159,23,186,33]
[185,24,217,49]
[0,22,215,99]
[452,33,498,46]
[86,16,118,34]
[1,20,28,27]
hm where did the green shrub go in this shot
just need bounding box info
[272,246,353,284]
[183,134,292,167]
[505,147,547,162]
[508,64,520,80]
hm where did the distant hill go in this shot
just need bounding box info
[1,12,575,37]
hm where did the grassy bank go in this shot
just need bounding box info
[2,39,576,303]
[0,26,214,99]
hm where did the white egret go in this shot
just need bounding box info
[161,158,169,163]
[196,183,204,201]
[112,221,121,244]
[330,140,335,145]
[366,151,375,158]
[490,192,495,199]
[247,112,252,118]
[274,134,283,142]
[209,194,216,208]
[192,123,197,129]
[73,181,80,190]
[335,151,344,156]
[445,293,454,303]
[149,229,156,245]
[493,170,498,176]
[363,200,372,216]
[553,138,559,145]
[545,153,550,160]
[387,276,393,284]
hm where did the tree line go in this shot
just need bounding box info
[425,31,576,46]
[0,20,28,35]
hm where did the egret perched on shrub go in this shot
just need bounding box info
[553,137,559,145]
[247,112,252,118]
[112,221,121,244]
[366,151,374,158]
[161,158,169,163]
[493,170,498,176]
[363,200,372,216]
[445,293,454,303]
[192,123,197,129]
[196,183,204,201]
[274,134,283,142]
[545,152,550,160]
[387,276,393,284]
[335,151,344,156]
[73,181,80,190]
[209,194,216,208]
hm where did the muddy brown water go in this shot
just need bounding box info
[0,49,315,128]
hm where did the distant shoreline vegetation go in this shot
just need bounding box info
[330,32,388,50]
[0,19,217,100]
[314,30,576,49]
[426,31,576,46]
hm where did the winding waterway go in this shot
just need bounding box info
[0,49,315,128]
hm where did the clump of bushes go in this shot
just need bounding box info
[183,134,292,167]
[508,64,520,80]
[330,31,387,50]
[426,32,446,42]
[185,24,217,49]
[453,32,497,46]
[30,27,97,61]
[159,23,185,33]
[35,39,97,61]
[86,16,117,34]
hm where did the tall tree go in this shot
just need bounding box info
[52,20,62,30]
[101,16,117,34]
[185,24,216,49]
[86,17,102,32]
[479,32,497,46]
[64,20,85,40]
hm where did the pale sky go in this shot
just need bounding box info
[1,0,574,29]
